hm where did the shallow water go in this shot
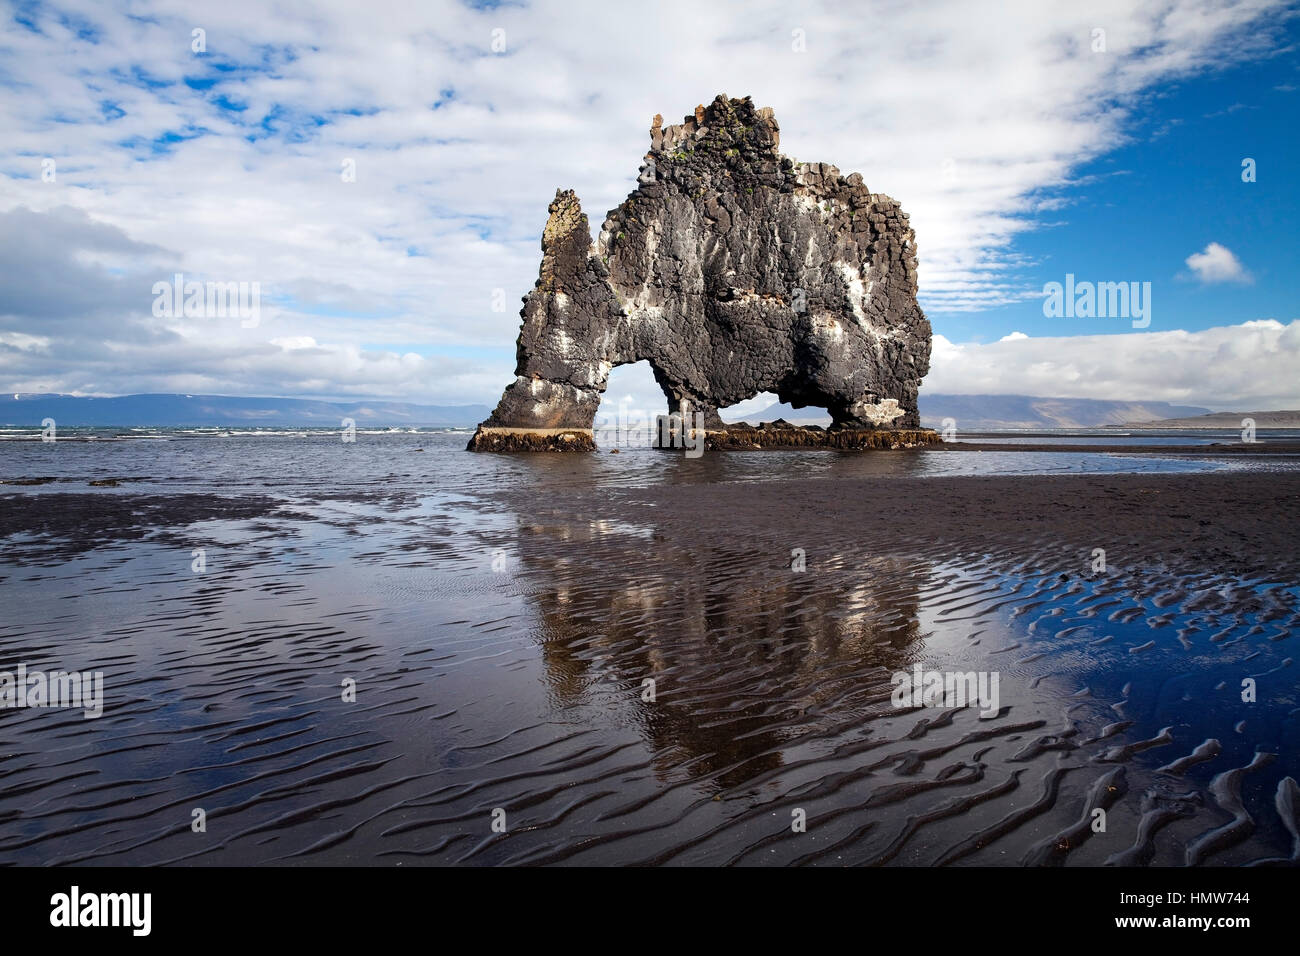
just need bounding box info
[952,428,1300,447]
[0,429,1280,501]
[0,434,1297,865]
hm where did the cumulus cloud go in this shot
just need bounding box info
[0,206,171,324]
[1185,242,1251,283]
[925,320,1300,408]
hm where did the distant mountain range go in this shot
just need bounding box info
[916,395,1212,430]
[1,391,1238,431]
[1,393,491,428]
[1113,410,1300,429]
[719,402,833,426]
[722,394,1213,430]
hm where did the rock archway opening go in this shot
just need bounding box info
[719,393,832,428]
[593,361,669,449]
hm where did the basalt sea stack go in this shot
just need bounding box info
[468,94,936,452]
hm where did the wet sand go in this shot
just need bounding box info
[598,471,1300,577]
[485,471,1300,864]
[1,464,1297,866]
[936,439,1300,458]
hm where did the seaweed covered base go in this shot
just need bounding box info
[466,427,597,452]
[698,422,941,451]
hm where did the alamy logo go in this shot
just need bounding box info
[0,664,103,718]
[50,886,150,936]
[1042,274,1151,328]
[655,411,706,458]
[152,272,261,328]
[891,664,1000,717]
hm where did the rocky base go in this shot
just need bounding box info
[694,422,941,451]
[466,427,597,453]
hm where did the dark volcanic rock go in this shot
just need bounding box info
[468,94,932,451]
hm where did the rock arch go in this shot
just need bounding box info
[468,94,932,452]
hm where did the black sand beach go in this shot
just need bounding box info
[2,436,1296,866]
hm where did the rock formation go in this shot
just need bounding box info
[468,94,933,452]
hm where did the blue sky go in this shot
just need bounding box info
[0,0,1297,411]
[948,45,1298,343]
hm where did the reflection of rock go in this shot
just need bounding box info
[510,515,925,788]
[469,94,933,452]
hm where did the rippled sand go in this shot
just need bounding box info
[1,438,1297,865]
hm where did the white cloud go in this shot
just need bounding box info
[0,332,50,351]
[925,319,1300,408]
[269,336,319,350]
[1185,241,1251,283]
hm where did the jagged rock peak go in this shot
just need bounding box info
[649,94,781,157]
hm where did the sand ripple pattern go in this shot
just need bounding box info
[0,449,1297,865]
